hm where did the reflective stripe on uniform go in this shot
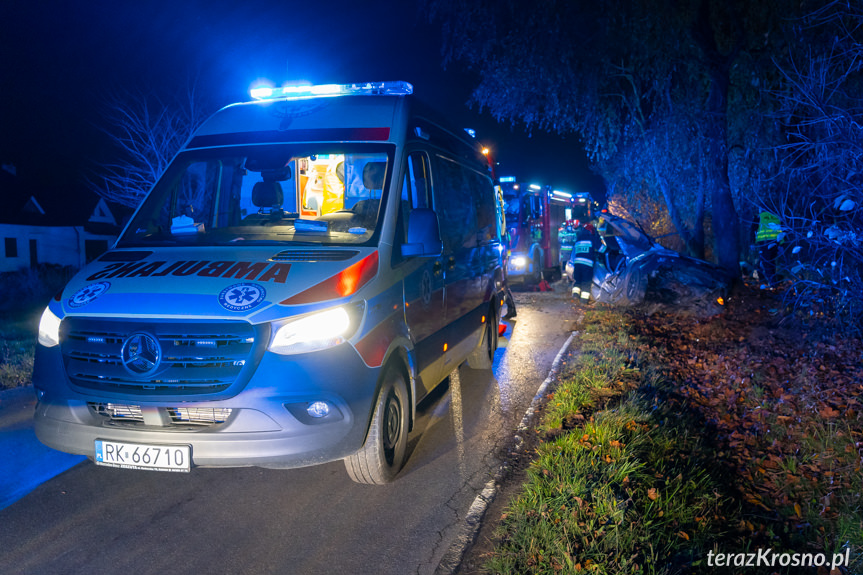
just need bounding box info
[756,211,781,243]
[572,257,594,267]
[574,240,593,253]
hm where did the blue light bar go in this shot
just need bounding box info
[250,81,414,100]
[499,176,516,183]
[464,128,477,138]
[529,184,542,190]
[552,190,572,199]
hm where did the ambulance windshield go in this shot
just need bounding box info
[119,144,392,247]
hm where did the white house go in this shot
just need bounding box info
[1,166,124,273]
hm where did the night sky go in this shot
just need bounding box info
[0,0,603,202]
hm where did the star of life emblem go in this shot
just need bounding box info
[219,283,266,312]
[68,282,110,308]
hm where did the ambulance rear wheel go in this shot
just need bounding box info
[344,368,409,484]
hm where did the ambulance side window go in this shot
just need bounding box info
[401,152,432,232]
[432,154,478,252]
[394,151,432,263]
[403,152,431,210]
[466,170,496,242]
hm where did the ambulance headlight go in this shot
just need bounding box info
[510,256,527,269]
[269,304,363,355]
[38,307,62,348]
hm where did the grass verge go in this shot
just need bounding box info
[0,313,37,391]
[482,290,862,574]
[0,265,74,391]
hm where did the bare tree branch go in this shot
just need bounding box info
[89,86,212,207]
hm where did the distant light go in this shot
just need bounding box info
[578,198,586,203]
[482,147,490,155]
[465,128,477,138]
[499,176,516,183]
[513,184,519,190]
[529,184,541,190]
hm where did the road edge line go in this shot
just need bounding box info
[434,330,578,575]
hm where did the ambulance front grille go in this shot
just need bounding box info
[61,318,260,397]
[88,403,233,427]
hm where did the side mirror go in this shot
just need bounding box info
[402,208,443,257]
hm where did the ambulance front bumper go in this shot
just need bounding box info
[33,343,381,470]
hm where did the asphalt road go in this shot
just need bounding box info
[0,288,578,575]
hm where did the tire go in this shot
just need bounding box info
[344,368,409,484]
[531,253,542,285]
[466,313,497,370]
[618,265,648,305]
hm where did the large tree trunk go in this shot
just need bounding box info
[692,178,706,259]
[706,73,741,277]
[692,0,741,278]
[652,163,699,256]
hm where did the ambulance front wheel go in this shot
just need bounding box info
[466,313,497,370]
[344,368,409,484]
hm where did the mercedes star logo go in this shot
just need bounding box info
[121,333,162,376]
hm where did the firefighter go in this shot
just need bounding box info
[558,220,579,270]
[755,210,782,285]
[503,281,518,318]
[569,222,600,302]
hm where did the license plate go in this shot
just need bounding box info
[95,440,190,472]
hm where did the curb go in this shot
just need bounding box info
[435,331,578,575]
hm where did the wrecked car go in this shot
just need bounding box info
[575,214,730,306]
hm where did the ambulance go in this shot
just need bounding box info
[33,81,504,484]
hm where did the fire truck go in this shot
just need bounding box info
[502,182,587,285]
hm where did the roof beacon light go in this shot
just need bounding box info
[250,81,414,101]
[552,190,573,199]
[250,86,274,99]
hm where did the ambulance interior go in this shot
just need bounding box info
[120,146,391,247]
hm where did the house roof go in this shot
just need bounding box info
[0,170,128,229]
